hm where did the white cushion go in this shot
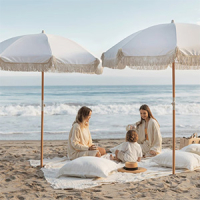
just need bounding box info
[57,157,118,178]
[180,144,200,156]
[151,150,200,171]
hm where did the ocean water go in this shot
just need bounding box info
[0,85,199,140]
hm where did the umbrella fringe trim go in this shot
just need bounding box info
[0,58,102,74]
[52,57,102,74]
[0,58,53,72]
[101,52,126,69]
[175,48,200,69]
[117,49,175,70]
[102,48,200,70]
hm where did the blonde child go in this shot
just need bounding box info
[110,130,142,162]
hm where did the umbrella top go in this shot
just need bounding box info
[0,32,102,74]
[101,22,200,70]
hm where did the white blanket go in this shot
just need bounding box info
[30,149,186,190]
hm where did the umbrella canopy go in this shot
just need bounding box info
[102,22,200,70]
[0,32,102,74]
[101,21,200,174]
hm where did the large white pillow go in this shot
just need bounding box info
[151,150,200,171]
[57,157,118,178]
[180,144,200,156]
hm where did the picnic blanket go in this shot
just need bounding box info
[30,149,185,190]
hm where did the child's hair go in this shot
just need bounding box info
[126,130,138,143]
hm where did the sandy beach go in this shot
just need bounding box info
[0,137,200,200]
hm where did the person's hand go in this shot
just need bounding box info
[150,150,157,156]
[115,150,119,156]
[89,145,97,150]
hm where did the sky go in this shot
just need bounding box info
[0,0,200,86]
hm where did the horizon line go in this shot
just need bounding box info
[0,84,199,87]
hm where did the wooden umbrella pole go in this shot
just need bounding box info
[172,62,176,174]
[41,71,44,167]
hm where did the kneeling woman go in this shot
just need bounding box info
[127,104,162,156]
[68,106,106,160]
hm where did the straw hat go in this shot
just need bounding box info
[117,162,147,173]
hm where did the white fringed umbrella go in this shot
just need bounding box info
[0,31,103,167]
[101,21,200,174]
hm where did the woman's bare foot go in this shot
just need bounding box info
[97,147,106,156]
[96,151,101,157]
[110,154,116,160]
[149,150,157,156]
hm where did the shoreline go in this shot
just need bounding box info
[0,137,182,151]
[1,137,200,199]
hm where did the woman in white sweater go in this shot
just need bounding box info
[126,104,162,157]
[68,106,106,160]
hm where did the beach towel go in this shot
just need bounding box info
[29,149,195,190]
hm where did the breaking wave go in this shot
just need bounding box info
[0,103,199,116]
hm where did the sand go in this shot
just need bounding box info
[0,137,200,200]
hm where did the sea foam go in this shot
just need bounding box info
[0,103,199,116]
